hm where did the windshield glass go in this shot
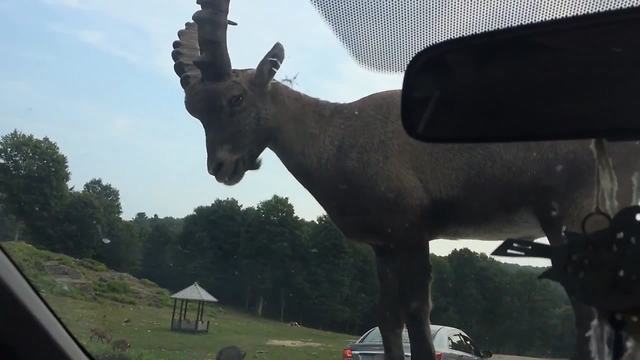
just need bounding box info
[2,1,633,360]
[360,328,436,343]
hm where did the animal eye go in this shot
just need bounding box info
[228,94,244,108]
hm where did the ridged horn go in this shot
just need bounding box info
[172,22,202,89]
[192,0,232,82]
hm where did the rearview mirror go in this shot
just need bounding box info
[401,7,640,143]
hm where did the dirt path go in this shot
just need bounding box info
[266,339,322,347]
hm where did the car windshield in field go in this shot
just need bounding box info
[1,1,638,360]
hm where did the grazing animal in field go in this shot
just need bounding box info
[111,339,130,352]
[172,1,640,359]
[216,346,246,360]
[89,328,111,343]
[288,321,301,327]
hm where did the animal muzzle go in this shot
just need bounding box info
[207,154,261,185]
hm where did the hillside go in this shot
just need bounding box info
[2,241,171,307]
[1,241,354,360]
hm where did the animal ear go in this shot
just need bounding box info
[253,42,285,88]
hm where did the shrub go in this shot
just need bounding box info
[106,280,130,294]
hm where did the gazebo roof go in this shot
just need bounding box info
[170,282,218,302]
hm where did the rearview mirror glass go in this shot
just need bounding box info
[401,7,640,143]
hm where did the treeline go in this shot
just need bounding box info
[431,250,575,357]
[142,199,380,334]
[0,130,141,271]
[0,130,574,357]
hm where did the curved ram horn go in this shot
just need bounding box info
[192,0,232,82]
[172,22,202,89]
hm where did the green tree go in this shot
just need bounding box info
[51,191,102,258]
[446,249,485,335]
[0,202,18,241]
[140,215,180,289]
[302,215,353,328]
[343,241,378,334]
[429,249,573,357]
[241,196,305,317]
[178,199,247,302]
[77,178,140,272]
[94,220,141,273]
[131,212,151,244]
[83,178,122,220]
[430,254,459,326]
[0,130,70,244]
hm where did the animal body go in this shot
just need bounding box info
[89,328,111,343]
[172,1,640,358]
[111,339,130,352]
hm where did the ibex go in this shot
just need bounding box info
[111,339,130,352]
[172,1,640,359]
[89,328,111,343]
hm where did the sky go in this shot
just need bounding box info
[0,0,550,266]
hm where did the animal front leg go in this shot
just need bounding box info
[399,244,435,360]
[374,246,406,360]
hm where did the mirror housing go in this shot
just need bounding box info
[401,6,640,143]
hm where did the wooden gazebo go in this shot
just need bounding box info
[170,282,218,333]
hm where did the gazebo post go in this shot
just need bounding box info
[171,299,177,330]
[199,302,203,330]
[184,300,189,320]
[179,299,184,328]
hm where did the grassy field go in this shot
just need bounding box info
[47,295,352,360]
[1,241,353,360]
[2,241,557,360]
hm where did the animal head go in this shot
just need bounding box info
[216,345,246,360]
[172,0,285,185]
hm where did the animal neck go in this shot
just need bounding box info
[267,82,345,187]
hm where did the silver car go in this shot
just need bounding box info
[343,325,493,360]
